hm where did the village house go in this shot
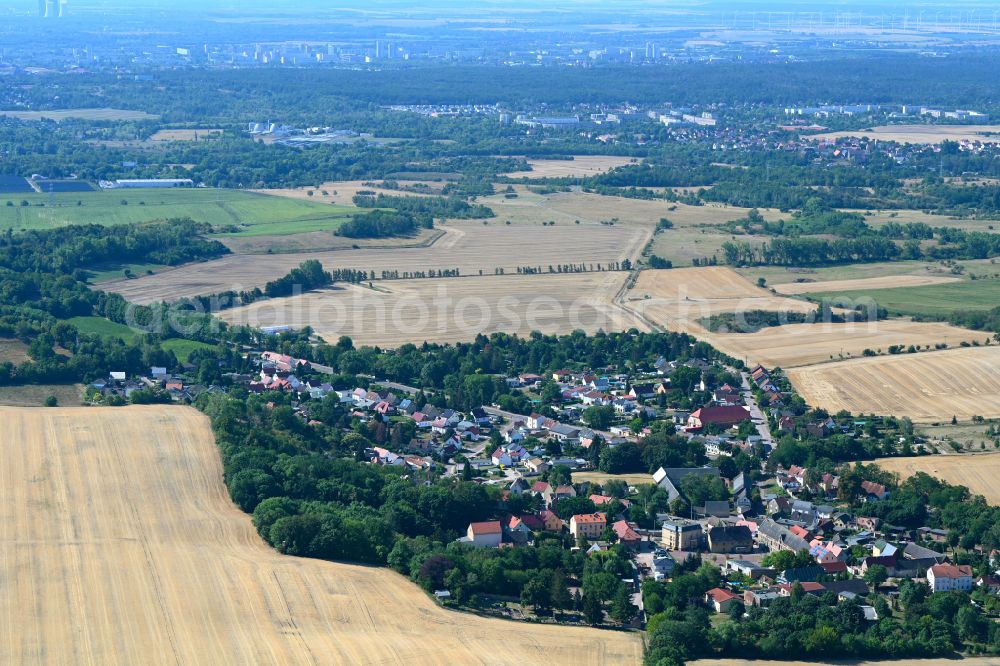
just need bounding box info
[543,484,577,508]
[653,466,721,503]
[928,564,974,593]
[570,512,607,540]
[808,538,846,564]
[776,582,826,597]
[539,509,564,532]
[861,480,889,501]
[705,587,740,613]
[462,521,503,548]
[612,520,643,550]
[685,406,751,432]
[661,516,704,551]
[744,588,782,608]
[707,525,754,554]
[757,519,810,553]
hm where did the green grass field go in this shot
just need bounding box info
[85,262,171,284]
[161,338,214,362]
[67,316,140,341]
[0,189,354,235]
[808,278,1000,317]
[67,318,213,361]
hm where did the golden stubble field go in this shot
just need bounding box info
[251,179,439,207]
[810,124,1000,145]
[220,272,649,347]
[787,346,1000,422]
[0,405,643,665]
[876,452,1000,504]
[503,156,639,179]
[624,267,983,367]
[105,215,652,304]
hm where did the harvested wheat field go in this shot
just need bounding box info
[106,220,650,304]
[810,124,1000,144]
[696,319,983,369]
[626,267,820,323]
[220,273,648,347]
[504,156,638,179]
[787,346,1000,422]
[252,180,438,207]
[0,405,643,665]
[773,274,962,295]
[876,453,1000,504]
[621,267,984,367]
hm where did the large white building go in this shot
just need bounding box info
[927,564,974,592]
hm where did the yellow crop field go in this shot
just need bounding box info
[876,453,1000,504]
[624,267,982,368]
[106,219,651,304]
[0,405,643,665]
[252,179,438,207]
[219,272,649,347]
[810,124,1000,145]
[696,319,982,369]
[625,266,819,326]
[504,156,639,179]
[787,346,1000,422]
[773,274,961,295]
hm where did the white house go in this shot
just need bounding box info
[927,564,974,592]
[464,521,503,548]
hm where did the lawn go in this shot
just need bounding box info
[807,278,1000,317]
[0,189,354,236]
[161,338,215,362]
[85,262,171,284]
[67,316,139,341]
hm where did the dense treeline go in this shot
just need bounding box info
[200,391,494,564]
[0,218,228,274]
[12,57,1000,114]
[352,192,494,219]
[698,306,880,334]
[335,210,429,238]
[263,260,332,298]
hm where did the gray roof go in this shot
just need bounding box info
[822,580,870,596]
[903,542,945,562]
[758,519,810,552]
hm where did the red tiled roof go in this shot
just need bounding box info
[469,520,502,535]
[689,405,751,425]
[930,564,973,579]
[707,587,739,603]
[777,582,825,593]
[571,512,607,524]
